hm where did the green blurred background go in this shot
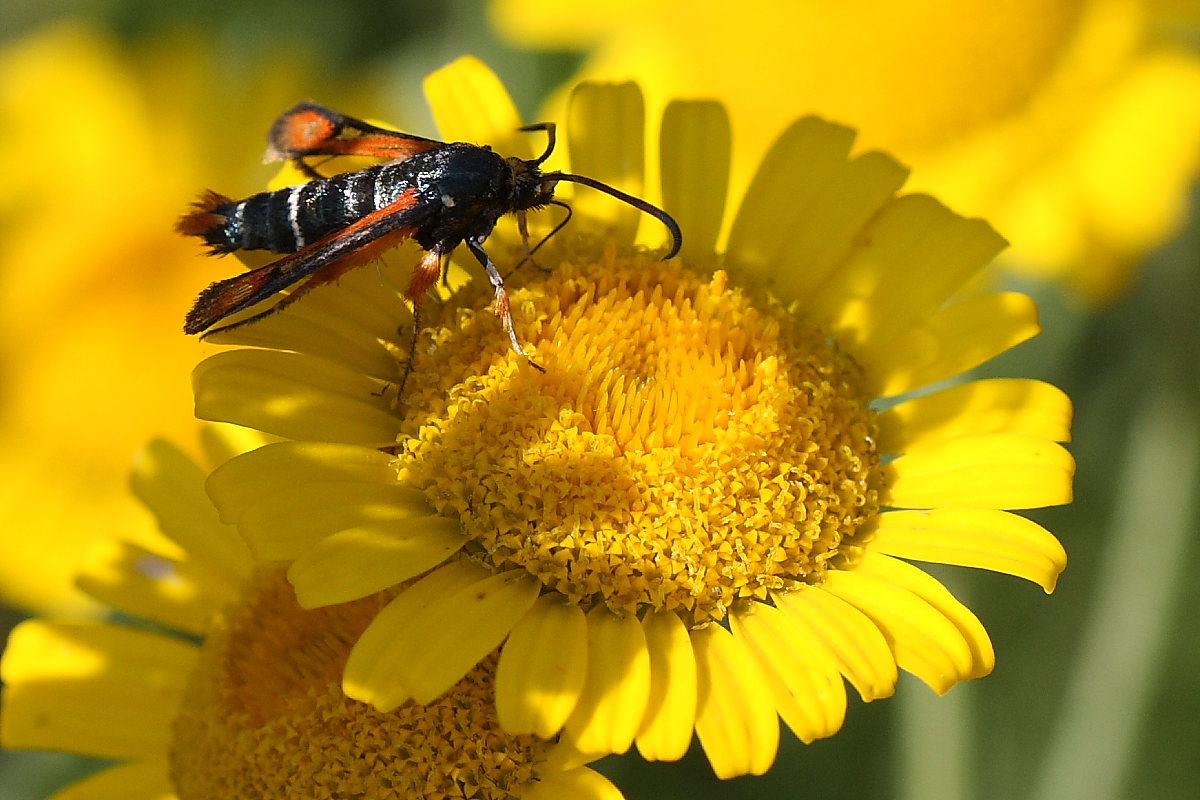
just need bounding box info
[1,1,1197,799]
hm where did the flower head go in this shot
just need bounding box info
[0,433,620,800]
[196,58,1073,778]
[490,0,1200,303]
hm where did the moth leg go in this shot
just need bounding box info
[504,200,573,280]
[406,246,446,301]
[397,246,447,404]
[513,211,550,275]
[395,302,422,408]
[466,236,545,372]
[292,157,332,181]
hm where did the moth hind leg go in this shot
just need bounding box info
[405,246,446,301]
[466,236,545,372]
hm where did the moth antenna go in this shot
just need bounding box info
[519,122,558,166]
[544,172,682,259]
[517,122,680,258]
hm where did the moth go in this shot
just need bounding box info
[178,101,682,368]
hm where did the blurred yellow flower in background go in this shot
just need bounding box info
[490,0,1200,303]
[0,22,366,613]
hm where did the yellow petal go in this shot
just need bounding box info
[864,508,1068,592]
[564,607,651,755]
[691,623,780,778]
[773,586,898,702]
[566,81,645,246]
[204,264,412,382]
[197,422,271,467]
[660,100,730,260]
[1,621,194,759]
[74,540,228,635]
[192,350,400,444]
[345,561,540,709]
[343,559,485,709]
[730,602,847,743]
[205,441,397,523]
[725,116,856,283]
[635,608,697,762]
[864,291,1041,398]
[821,568,974,694]
[287,516,466,607]
[523,766,624,800]
[404,568,540,705]
[45,761,172,800]
[771,150,910,306]
[496,593,589,737]
[129,438,252,581]
[424,55,528,155]
[884,433,1075,509]
[237,480,433,561]
[849,549,994,679]
[540,738,593,771]
[876,378,1073,451]
[808,193,1006,352]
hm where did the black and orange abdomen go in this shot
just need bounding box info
[177,162,417,256]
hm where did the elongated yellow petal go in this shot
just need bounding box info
[130,438,251,581]
[204,265,412,382]
[564,607,651,755]
[691,623,780,778]
[349,564,540,708]
[192,350,400,444]
[660,100,729,260]
[864,508,1068,592]
[885,433,1075,509]
[496,593,589,737]
[773,586,898,702]
[809,194,1006,351]
[821,569,974,694]
[75,540,228,635]
[404,568,541,704]
[288,516,466,607]
[198,422,271,467]
[864,291,1041,398]
[876,378,1073,451]
[1,619,195,687]
[849,549,994,679]
[203,307,401,384]
[731,602,847,743]
[424,55,528,155]
[725,116,856,283]
[46,761,172,800]
[205,441,397,523]
[343,560,486,709]
[771,150,910,306]
[1,621,194,759]
[635,608,697,762]
[237,480,433,561]
[523,766,624,800]
[567,82,645,246]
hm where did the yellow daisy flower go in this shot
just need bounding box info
[489,0,1200,303]
[195,58,1072,778]
[0,22,353,614]
[0,432,622,800]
